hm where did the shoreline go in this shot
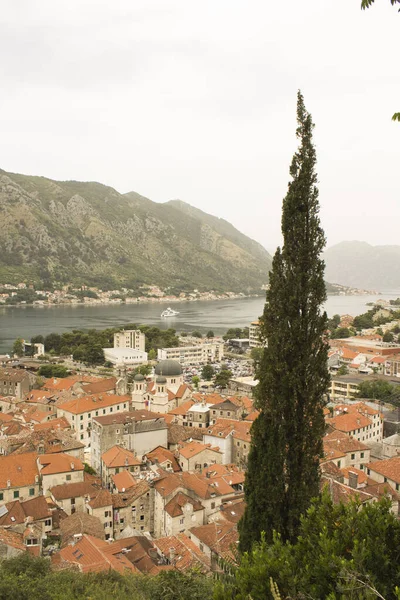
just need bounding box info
[0,289,379,310]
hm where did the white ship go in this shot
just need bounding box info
[161,307,180,318]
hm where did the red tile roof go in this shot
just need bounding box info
[58,394,130,415]
[102,446,141,469]
[38,453,84,475]
[164,492,204,517]
[0,452,39,489]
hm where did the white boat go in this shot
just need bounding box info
[161,307,179,318]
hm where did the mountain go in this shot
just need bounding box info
[0,169,272,292]
[324,241,400,289]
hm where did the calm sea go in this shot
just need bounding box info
[1,292,399,354]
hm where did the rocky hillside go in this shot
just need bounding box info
[324,241,400,290]
[0,169,272,292]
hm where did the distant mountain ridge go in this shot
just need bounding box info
[324,241,400,289]
[0,169,272,292]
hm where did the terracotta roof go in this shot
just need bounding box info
[38,453,84,475]
[55,534,138,574]
[33,416,71,431]
[112,480,150,508]
[323,431,369,454]
[0,528,25,551]
[146,446,181,472]
[154,471,235,499]
[0,412,13,423]
[244,410,259,422]
[93,409,163,426]
[0,452,39,489]
[322,478,378,505]
[206,419,237,438]
[179,441,221,460]
[0,496,51,526]
[167,423,203,445]
[11,429,84,456]
[340,466,368,486]
[58,394,130,415]
[154,534,210,572]
[231,421,252,443]
[88,489,113,509]
[102,445,141,468]
[43,378,76,392]
[168,400,195,416]
[164,492,204,517]
[50,481,99,501]
[202,464,241,478]
[366,456,400,483]
[219,498,246,523]
[327,412,372,433]
[189,521,238,560]
[80,378,117,394]
[25,390,55,403]
[0,368,30,383]
[340,348,359,360]
[112,470,137,492]
[60,512,104,547]
[320,460,343,478]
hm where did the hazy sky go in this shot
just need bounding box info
[0,1,398,253]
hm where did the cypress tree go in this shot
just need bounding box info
[238,91,330,552]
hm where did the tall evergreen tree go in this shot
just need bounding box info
[238,91,330,552]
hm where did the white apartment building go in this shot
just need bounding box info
[157,342,224,366]
[103,347,148,366]
[113,329,146,352]
[249,321,263,348]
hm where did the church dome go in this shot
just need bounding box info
[154,360,182,377]
[156,375,167,384]
[134,373,145,382]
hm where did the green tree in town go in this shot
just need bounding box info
[383,330,394,342]
[238,92,330,552]
[12,337,24,357]
[214,369,233,389]
[206,330,215,338]
[148,348,157,360]
[192,330,203,338]
[192,375,200,389]
[337,364,349,376]
[217,493,400,600]
[201,364,215,380]
[357,379,397,400]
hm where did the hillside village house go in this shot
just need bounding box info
[0,452,40,503]
[112,479,153,537]
[100,445,142,488]
[209,399,242,423]
[178,441,222,472]
[91,410,167,472]
[38,453,84,495]
[0,368,30,400]
[326,403,383,444]
[49,480,99,515]
[57,394,131,447]
[366,456,400,493]
[86,489,114,540]
[322,430,370,470]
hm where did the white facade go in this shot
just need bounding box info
[157,342,224,366]
[103,347,148,366]
[113,329,146,352]
[249,321,263,348]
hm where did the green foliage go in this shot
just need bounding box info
[201,364,215,380]
[148,348,157,360]
[361,0,400,10]
[383,331,394,342]
[192,375,200,389]
[135,364,152,376]
[337,365,349,375]
[206,330,215,338]
[217,493,400,600]
[250,346,264,369]
[357,379,398,400]
[327,313,341,330]
[12,337,24,357]
[353,309,377,330]
[214,369,233,388]
[0,554,213,600]
[330,327,352,339]
[38,364,69,378]
[223,328,249,341]
[84,462,96,475]
[192,330,203,338]
[139,326,180,352]
[239,92,329,552]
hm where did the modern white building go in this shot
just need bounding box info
[113,329,146,353]
[157,342,224,366]
[249,320,263,348]
[103,348,148,366]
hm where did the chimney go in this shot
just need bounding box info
[71,463,75,470]
[7,479,11,488]
[169,547,176,564]
[125,457,129,466]
[348,470,358,489]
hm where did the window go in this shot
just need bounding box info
[110,407,113,413]
[0,492,3,501]
[103,409,106,415]
[96,411,99,416]
[117,406,120,410]
[361,452,364,459]
[80,424,83,430]
[66,474,72,481]
[80,415,83,421]
[80,434,84,440]
[29,488,35,496]
[26,538,38,546]
[71,498,75,505]
[337,460,341,468]
[211,502,215,509]
[13,490,19,499]
[45,519,51,527]
[132,506,136,512]
[140,515,144,521]
[179,518,184,525]
[104,510,111,517]
[140,525,144,531]
[351,454,355,460]
[123,404,127,409]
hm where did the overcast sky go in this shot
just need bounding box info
[0,0,398,253]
